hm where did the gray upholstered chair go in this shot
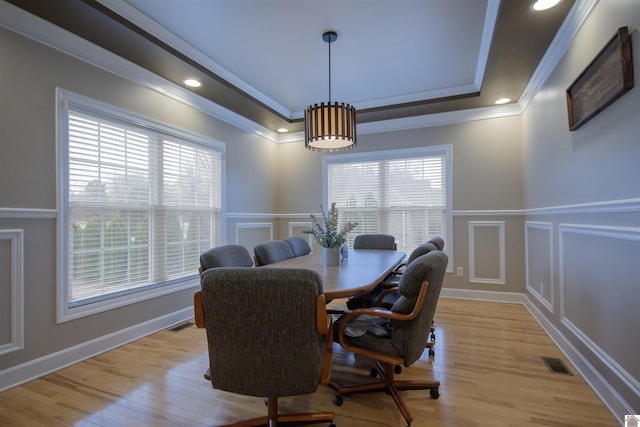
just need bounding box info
[330,250,448,427]
[253,240,296,266]
[198,244,255,380]
[199,244,254,275]
[352,233,397,250]
[347,241,439,310]
[283,236,312,257]
[194,268,335,427]
[347,237,445,356]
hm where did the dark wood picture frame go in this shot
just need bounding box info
[566,26,634,131]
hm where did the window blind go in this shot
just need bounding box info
[67,112,221,304]
[327,149,449,253]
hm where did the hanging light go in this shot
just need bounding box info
[305,31,356,152]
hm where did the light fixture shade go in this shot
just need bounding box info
[304,101,356,152]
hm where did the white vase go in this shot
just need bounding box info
[322,247,340,266]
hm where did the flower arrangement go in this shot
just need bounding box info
[303,202,358,249]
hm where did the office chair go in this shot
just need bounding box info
[195,267,335,427]
[283,236,312,257]
[199,244,254,275]
[198,244,255,380]
[352,233,397,250]
[253,240,295,266]
[330,250,448,427]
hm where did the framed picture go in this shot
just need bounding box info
[566,26,634,131]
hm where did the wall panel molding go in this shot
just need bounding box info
[525,221,554,313]
[525,297,634,418]
[234,222,273,246]
[468,220,506,284]
[558,223,640,413]
[0,229,24,356]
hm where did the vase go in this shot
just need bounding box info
[322,247,341,266]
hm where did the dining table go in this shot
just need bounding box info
[261,248,406,300]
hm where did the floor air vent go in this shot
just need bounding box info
[169,321,194,332]
[541,357,573,375]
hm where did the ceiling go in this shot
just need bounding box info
[5,0,575,138]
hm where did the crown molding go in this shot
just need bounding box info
[0,0,595,144]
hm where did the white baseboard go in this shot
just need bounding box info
[524,299,631,425]
[439,287,630,425]
[440,287,527,304]
[0,307,193,392]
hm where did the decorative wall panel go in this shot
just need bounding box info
[0,230,24,355]
[525,221,554,312]
[468,221,505,284]
[560,224,640,392]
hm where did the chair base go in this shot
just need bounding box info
[329,361,439,427]
[217,396,334,427]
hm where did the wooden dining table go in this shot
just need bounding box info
[261,249,406,300]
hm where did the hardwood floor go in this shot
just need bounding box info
[0,298,619,427]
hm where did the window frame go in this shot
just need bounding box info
[56,89,226,323]
[323,145,453,269]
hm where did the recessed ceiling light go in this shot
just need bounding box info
[183,78,201,88]
[495,98,511,105]
[531,0,562,11]
[277,128,289,133]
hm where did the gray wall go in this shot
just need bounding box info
[520,0,640,415]
[0,0,638,418]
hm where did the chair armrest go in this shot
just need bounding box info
[316,295,333,385]
[335,280,429,365]
[194,291,205,328]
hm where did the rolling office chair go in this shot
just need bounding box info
[352,233,396,250]
[199,244,254,274]
[198,244,255,381]
[283,236,312,257]
[346,237,444,356]
[253,240,296,266]
[194,268,335,427]
[330,250,448,427]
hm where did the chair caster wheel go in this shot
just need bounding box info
[430,388,439,399]
[370,368,378,377]
[333,395,344,406]
[394,365,403,374]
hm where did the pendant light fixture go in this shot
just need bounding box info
[304,31,356,152]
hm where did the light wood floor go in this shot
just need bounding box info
[0,298,619,427]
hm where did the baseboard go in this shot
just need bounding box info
[0,307,193,392]
[524,299,631,425]
[440,287,527,304]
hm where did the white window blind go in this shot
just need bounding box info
[326,147,450,254]
[65,109,222,307]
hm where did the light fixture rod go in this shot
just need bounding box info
[323,31,337,103]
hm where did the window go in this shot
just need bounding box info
[324,146,451,256]
[57,90,225,321]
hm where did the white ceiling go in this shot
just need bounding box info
[100,0,497,120]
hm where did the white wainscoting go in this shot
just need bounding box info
[0,229,24,356]
[525,221,554,313]
[558,223,640,416]
[234,222,273,250]
[468,220,505,285]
